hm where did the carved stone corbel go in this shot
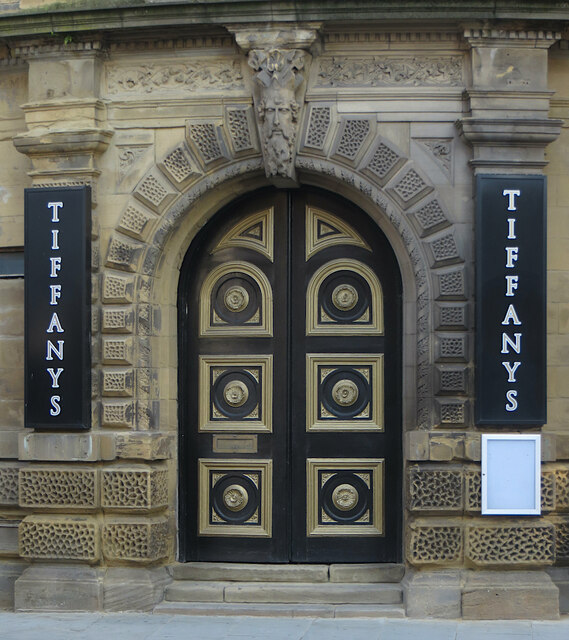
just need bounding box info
[228,24,320,185]
[248,48,305,184]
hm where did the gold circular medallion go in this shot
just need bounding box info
[332,483,358,511]
[331,284,358,311]
[222,484,249,512]
[223,380,249,407]
[223,285,249,312]
[331,379,359,406]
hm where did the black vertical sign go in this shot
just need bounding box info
[25,187,91,430]
[476,175,546,425]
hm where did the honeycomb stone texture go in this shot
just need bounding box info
[412,199,450,236]
[102,338,132,365]
[437,366,467,394]
[0,464,20,505]
[437,304,467,329]
[305,105,331,150]
[102,466,168,510]
[428,233,460,265]
[161,145,198,185]
[391,168,430,205]
[102,307,134,334]
[102,274,134,304]
[438,401,466,425]
[102,369,134,397]
[542,472,555,511]
[408,466,463,511]
[133,171,176,212]
[465,469,481,512]
[555,520,569,564]
[19,515,99,562]
[187,122,225,163]
[19,467,99,510]
[555,467,569,510]
[466,523,554,566]
[437,270,465,299]
[408,524,463,565]
[335,119,371,160]
[437,336,467,361]
[102,517,168,562]
[364,142,402,182]
[101,401,135,428]
[106,236,144,273]
[118,203,157,241]
[227,109,253,152]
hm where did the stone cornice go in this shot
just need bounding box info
[0,2,568,40]
[463,27,561,48]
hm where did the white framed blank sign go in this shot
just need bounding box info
[481,434,541,516]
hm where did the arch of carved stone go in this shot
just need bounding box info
[100,105,468,434]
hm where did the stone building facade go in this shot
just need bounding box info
[1,0,569,619]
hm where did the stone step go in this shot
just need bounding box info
[154,601,406,618]
[164,580,403,605]
[169,562,405,583]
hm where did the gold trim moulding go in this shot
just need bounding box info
[306,353,384,432]
[198,458,273,538]
[199,354,273,433]
[306,457,384,537]
[306,258,384,336]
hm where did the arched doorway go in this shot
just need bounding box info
[178,186,402,563]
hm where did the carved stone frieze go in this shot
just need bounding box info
[105,59,244,95]
[316,55,463,88]
[248,48,305,182]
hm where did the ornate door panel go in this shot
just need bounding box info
[179,188,401,563]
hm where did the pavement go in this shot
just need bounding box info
[1,613,569,640]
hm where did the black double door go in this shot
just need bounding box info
[179,187,402,563]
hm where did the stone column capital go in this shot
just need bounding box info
[226,22,321,53]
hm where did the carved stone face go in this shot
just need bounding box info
[261,84,296,141]
[259,83,298,177]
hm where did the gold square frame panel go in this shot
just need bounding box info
[306,458,384,537]
[198,458,273,537]
[199,355,273,432]
[306,354,384,432]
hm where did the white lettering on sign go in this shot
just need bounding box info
[46,201,65,416]
[501,189,522,412]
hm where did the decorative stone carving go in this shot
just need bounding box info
[19,467,99,510]
[101,401,135,429]
[427,232,461,267]
[106,59,244,94]
[102,274,135,304]
[225,107,258,156]
[408,466,463,511]
[466,523,555,566]
[106,236,144,273]
[304,105,332,151]
[101,466,168,511]
[158,144,200,190]
[0,464,20,506]
[408,523,463,564]
[248,48,305,182]
[362,140,406,186]
[409,198,451,238]
[436,268,466,299]
[555,467,569,511]
[388,167,433,209]
[19,515,99,562]
[316,55,463,87]
[102,517,168,562]
[102,307,134,334]
[436,303,467,330]
[133,168,178,213]
[554,519,569,564]
[118,146,149,183]
[102,369,134,397]
[436,400,467,426]
[420,139,452,177]
[102,337,133,365]
[186,122,228,165]
[436,366,468,394]
[436,334,467,362]
[333,118,373,163]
